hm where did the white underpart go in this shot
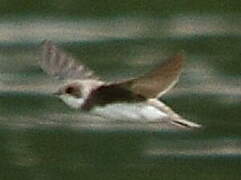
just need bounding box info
[59,95,168,121]
[93,103,168,122]
[59,95,85,109]
[58,94,201,127]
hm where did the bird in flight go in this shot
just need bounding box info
[40,40,201,129]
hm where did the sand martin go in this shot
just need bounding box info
[40,40,201,129]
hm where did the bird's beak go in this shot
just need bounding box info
[53,90,62,96]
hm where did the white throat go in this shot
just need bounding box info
[59,95,85,109]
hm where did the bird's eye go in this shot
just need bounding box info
[65,87,74,94]
[64,85,81,98]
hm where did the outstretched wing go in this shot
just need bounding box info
[81,54,184,110]
[40,40,99,80]
[115,54,184,99]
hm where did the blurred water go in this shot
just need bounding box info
[0,15,241,179]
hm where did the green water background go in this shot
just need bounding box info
[0,1,241,179]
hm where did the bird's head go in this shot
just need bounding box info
[53,80,103,109]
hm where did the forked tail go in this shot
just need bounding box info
[147,99,201,129]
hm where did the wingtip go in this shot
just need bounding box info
[40,40,56,71]
[173,51,185,64]
[159,52,185,78]
[161,51,185,68]
[41,40,54,48]
[41,40,58,56]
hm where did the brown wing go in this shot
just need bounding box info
[82,54,184,110]
[40,40,99,80]
[81,83,145,111]
[116,54,184,99]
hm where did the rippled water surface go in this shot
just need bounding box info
[0,14,241,179]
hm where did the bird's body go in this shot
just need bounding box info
[40,40,201,129]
